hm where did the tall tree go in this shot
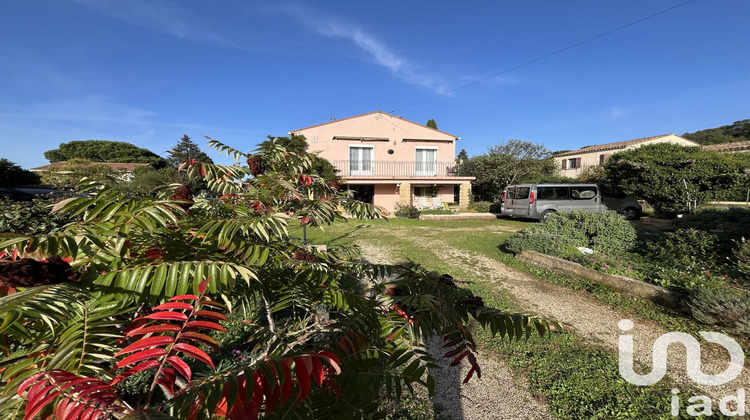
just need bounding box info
[44,140,167,168]
[426,119,438,129]
[0,159,41,186]
[456,149,468,164]
[265,135,339,182]
[460,140,554,201]
[166,135,214,168]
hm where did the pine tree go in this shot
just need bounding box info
[167,135,214,168]
[426,119,438,129]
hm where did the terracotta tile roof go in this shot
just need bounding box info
[554,134,687,157]
[289,110,460,140]
[701,140,750,152]
[30,162,150,171]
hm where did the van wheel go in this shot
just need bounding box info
[541,210,556,222]
[622,207,640,221]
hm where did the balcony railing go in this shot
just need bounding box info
[330,160,462,177]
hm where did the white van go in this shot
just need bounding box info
[500,183,641,221]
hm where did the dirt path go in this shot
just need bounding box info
[369,230,748,404]
[358,242,553,420]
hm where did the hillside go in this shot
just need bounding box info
[682,119,750,145]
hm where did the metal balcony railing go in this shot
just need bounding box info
[330,160,462,177]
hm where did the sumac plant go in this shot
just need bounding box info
[0,139,552,419]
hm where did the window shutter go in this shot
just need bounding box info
[561,159,568,169]
[575,158,582,168]
[603,154,612,164]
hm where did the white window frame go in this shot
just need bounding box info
[348,144,375,176]
[415,146,438,176]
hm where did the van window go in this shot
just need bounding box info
[537,187,569,200]
[570,186,597,200]
[506,188,515,200]
[515,187,530,199]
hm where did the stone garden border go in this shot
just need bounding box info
[516,250,691,313]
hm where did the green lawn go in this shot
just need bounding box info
[291,218,718,419]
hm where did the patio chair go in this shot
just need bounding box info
[431,196,443,210]
[417,196,431,210]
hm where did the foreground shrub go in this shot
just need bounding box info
[0,139,552,419]
[505,211,637,255]
[690,285,750,337]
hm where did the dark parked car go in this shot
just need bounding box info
[0,187,68,201]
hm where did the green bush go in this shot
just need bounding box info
[0,198,72,235]
[732,237,750,287]
[396,204,421,219]
[504,211,637,255]
[468,201,491,212]
[488,202,503,213]
[643,228,720,268]
[690,285,750,337]
[675,207,750,241]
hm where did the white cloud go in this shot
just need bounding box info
[71,0,244,49]
[270,5,448,94]
[610,106,626,118]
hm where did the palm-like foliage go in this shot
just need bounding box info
[0,139,554,419]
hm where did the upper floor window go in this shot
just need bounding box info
[349,145,374,175]
[415,147,438,176]
[562,158,581,169]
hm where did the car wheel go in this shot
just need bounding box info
[622,207,640,220]
[541,210,556,222]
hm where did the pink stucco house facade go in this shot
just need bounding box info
[290,111,474,214]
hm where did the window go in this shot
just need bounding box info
[349,145,374,175]
[567,158,580,169]
[599,154,612,165]
[514,187,530,199]
[570,185,597,200]
[415,147,437,176]
[537,187,569,200]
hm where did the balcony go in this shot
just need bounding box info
[330,160,462,178]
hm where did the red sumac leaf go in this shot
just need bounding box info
[450,350,470,367]
[197,278,209,293]
[317,351,342,375]
[18,372,45,396]
[173,343,215,368]
[169,294,200,301]
[116,336,174,356]
[110,359,161,385]
[179,331,219,352]
[153,302,193,311]
[310,356,324,387]
[25,390,61,420]
[166,356,192,381]
[193,309,229,321]
[463,365,478,384]
[184,320,226,332]
[125,324,181,337]
[280,361,293,405]
[115,348,168,368]
[144,312,188,322]
[156,367,177,398]
[294,357,311,402]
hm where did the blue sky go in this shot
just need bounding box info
[2,0,749,169]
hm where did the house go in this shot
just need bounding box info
[554,134,699,178]
[30,162,150,182]
[290,111,475,214]
[702,140,750,153]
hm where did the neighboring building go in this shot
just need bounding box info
[30,162,150,182]
[290,111,475,214]
[554,134,699,178]
[702,140,750,153]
